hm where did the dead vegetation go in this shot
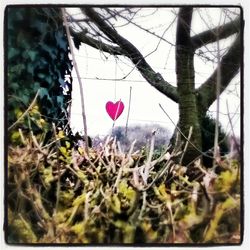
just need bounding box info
[7,128,241,244]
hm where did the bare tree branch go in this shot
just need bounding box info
[176,7,194,80]
[191,17,240,50]
[82,7,179,103]
[116,11,175,46]
[69,27,124,55]
[62,8,89,155]
[176,7,193,50]
[197,34,241,112]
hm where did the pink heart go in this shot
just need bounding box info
[106,101,124,121]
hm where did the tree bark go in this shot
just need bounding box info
[191,17,241,50]
[80,8,179,103]
[69,7,241,165]
[176,7,202,164]
[196,34,241,114]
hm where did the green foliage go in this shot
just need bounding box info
[8,209,38,243]
[201,114,229,167]
[7,7,72,130]
[7,130,241,244]
[203,197,238,242]
[9,103,50,145]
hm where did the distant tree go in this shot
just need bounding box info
[68,7,241,164]
[111,124,171,152]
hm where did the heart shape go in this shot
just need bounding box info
[106,100,124,121]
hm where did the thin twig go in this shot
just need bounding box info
[84,191,91,221]
[18,128,26,145]
[159,103,214,159]
[52,123,61,213]
[167,202,175,242]
[113,154,126,191]
[213,15,222,168]
[125,86,132,137]
[180,126,193,165]
[140,130,156,185]
[8,90,40,131]
[31,132,47,156]
[147,130,156,164]
[127,139,136,158]
[41,138,61,149]
[226,100,241,183]
[113,140,136,191]
[112,99,122,130]
[142,160,173,192]
[117,12,175,46]
[138,191,147,220]
[62,8,89,156]
[226,100,240,156]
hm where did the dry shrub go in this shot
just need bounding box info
[7,129,241,244]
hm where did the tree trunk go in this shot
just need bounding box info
[71,7,241,165]
[176,7,202,164]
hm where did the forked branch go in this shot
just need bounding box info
[191,17,241,50]
[82,7,179,103]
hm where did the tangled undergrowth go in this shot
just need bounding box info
[7,128,241,244]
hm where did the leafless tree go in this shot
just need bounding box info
[67,7,242,164]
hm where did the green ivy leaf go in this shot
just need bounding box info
[57,96,64,108]
[22,94,29,105]
[27,50,37,61]
[8,48,19,60]
[55,31,67,50]
[8,7,72,132]
[39,88,48,99]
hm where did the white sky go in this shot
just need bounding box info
[69,7,241,138]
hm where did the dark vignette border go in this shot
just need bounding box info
[3,3,244,247]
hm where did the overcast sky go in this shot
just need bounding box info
[0,2,247,248]
[68,7,241,138]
